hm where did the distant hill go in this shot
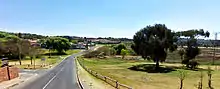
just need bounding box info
[0,31,132,42]
[3,31,218,46]
[0,31,46,39]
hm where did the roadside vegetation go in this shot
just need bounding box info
[79,24,219,89]
[9,49,80,69]
[0,32,81,69]
[79,58,220,89]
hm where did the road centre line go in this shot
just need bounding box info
[42,67,64,89]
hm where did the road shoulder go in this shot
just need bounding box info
[76,60,114,89]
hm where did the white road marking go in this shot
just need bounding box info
[42,67,64,89]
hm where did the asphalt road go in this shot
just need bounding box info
[14,54,80,89]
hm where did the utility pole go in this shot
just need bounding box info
[213,32,219,65]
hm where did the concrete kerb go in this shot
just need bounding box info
[75,59,85,89]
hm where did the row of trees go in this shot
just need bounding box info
[0,31,46,39]
[0,35,41,65]
[0,32,72,65]
[41,37,71,54]
[132,24,210,70]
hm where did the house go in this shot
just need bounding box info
[27,39,40,46]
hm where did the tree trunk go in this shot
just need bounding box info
[180,55,183,61]
[17,43,22,65]
[155,58,159,70]
[30,57,33,65]
[19,53,22,65]
[49,49,51,58]
[180,79,183,89]
[208,75,212,89]
[34,58,35,69]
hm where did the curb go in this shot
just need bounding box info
[75,59,84,89]
[76,71,84,89]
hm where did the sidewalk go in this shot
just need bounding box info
[0,78,23,89]
[0,73,38,89]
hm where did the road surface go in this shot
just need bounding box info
[14,54,80,89]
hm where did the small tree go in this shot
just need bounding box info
[17,40,31,65]
[5,37,31,65]
[178,70,187,89]
[207,66,214,89]
[177,29,210,69]
[197,71,204,89]
[114,43,126,55]
[178,49,185,61]
[179,70,187,89]
[121,49,128,59]
[29,46,41,65]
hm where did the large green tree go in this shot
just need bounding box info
[44,37,71,53]
[132,24,177,69]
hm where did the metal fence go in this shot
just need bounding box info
[77,58,132,89]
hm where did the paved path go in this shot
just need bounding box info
[13,55,80,89]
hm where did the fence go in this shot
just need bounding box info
[77,58,133,89]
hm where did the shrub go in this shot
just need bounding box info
[178,70,187,89]
[207,66,214,89]
[83,46,116,58]
[187,60,199,69]
[127,49,137,56]
[121,49,128,59]
[197,71,203,89]
[97,46,111,56]
[114,43,126,55]
[83,51,100,58]
[109,48,116,55]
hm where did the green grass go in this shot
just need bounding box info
[79,58,220,89]
[65,49,81,55]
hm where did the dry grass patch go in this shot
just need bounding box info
[80,58,220,89]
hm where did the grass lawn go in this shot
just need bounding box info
[79,58,220,89]
[8,49,81,69]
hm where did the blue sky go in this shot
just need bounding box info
[0,0,220,39]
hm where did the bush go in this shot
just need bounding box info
[83,51,100,58]
[109,48,116,55]
[127,49,136,56]
[96,46,111,56]
[83,46,117,58]
[183,60,199,69]
[114,43,126,55]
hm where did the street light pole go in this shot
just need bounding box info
[213,32,219,65]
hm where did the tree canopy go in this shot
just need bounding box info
[44,37,71,53]
[132,24,177,69]
[177,29,210,69]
